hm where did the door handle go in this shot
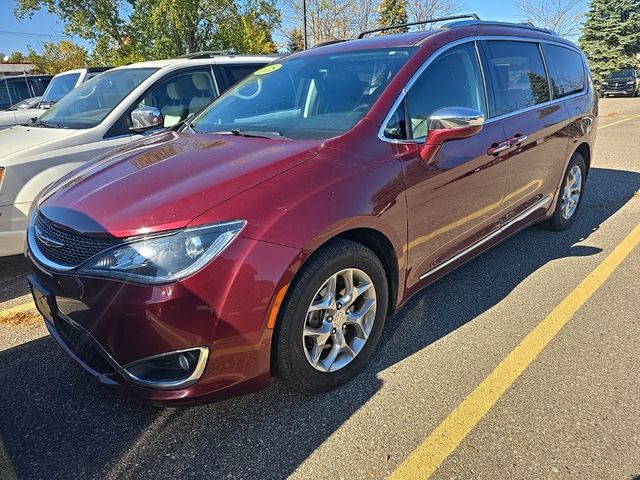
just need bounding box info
[509,134,528,145]
[487,140,511,156]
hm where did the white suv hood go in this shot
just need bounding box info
[0,108,47,129]
[0,125,80,162]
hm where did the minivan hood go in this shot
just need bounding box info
[0,125,79,159]
[39,131,323,237]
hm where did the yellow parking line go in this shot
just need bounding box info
[0,301,34,318]
[598,114,640,129]
[389,222,640,480]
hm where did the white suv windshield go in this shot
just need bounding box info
[40,72,81,105]
[191,48,415,140]
[36,68,158,129]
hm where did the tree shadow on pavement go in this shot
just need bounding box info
[0,167,638,479]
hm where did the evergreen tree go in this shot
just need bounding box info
[286,28,305,52]
[579,0,640,81]
[378,0,408,34]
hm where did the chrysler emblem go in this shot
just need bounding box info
[34,225,64,249]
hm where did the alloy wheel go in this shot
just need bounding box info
[561,165,582,220]
[302,268,377,372]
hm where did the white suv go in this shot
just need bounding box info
[0,53,275,256]
[0,68,111,129]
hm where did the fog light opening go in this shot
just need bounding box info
[178,353,191,371]
[123,347,209,390]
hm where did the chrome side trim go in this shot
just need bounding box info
[378,35,589,144]
[419,194,552,280]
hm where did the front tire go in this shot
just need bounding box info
[273,239,389,393]
[542,152,586,231]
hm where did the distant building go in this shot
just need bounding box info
[0,62,36,75]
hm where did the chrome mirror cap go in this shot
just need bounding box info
[131,106,163,130]
[428,107,485,131]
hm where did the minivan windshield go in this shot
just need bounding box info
[36,68,158,129]
[191,48,415,140]
[606,70,635,79]
[40,72,81,106]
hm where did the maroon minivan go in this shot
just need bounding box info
[26,16,597,404]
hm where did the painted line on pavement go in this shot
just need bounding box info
[389,221,640,480]
[0,301,34,318]
[598,114,640,129]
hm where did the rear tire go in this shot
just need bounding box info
[542,152,586,231]
[273,239,388,393]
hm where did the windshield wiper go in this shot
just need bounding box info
[213,129,288,140]
[30,119,61,128]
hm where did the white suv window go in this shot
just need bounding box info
[137,69,218,127]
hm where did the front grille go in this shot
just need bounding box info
[35,213,120,267]
[54,315,115,374]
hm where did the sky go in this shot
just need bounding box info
[0,0,586,55]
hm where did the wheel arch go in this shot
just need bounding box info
[334,227,399,316]
[574,142,591,176]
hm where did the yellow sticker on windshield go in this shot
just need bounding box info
[254,64,282,75]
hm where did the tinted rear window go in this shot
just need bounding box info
[221,65,265,87]
[484,41,550,117]
[542,44,585,98]
[0,77,32,108]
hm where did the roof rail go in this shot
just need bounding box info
[357,13,480,39]
[443,19,557,35]
[178,50,236,59]
[312,39,348,48]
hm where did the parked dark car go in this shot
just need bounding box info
[26,16,597,405]
[0,74,53,109]
[600,69,640,97]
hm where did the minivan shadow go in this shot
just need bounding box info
[0,167,637,479]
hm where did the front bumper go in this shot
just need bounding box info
[601,86,635,96]
[0,202,31,257]
[26,234,302,405]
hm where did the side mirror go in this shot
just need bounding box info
[131,106,164,131]
[420,107,485,163]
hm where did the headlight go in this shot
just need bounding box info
[627,81,635,85]
[78,220,245,283]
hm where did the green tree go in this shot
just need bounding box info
[378,0,408,34]
[27,40,88,73]
[286,28,305,52]
[15,0,280,62]
[579,0,640,81]
[8,51,27,62]
[15,0,136,65]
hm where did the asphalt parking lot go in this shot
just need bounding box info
[0,97,639,480]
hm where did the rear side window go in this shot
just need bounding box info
[483,41,550,117]
[402,42,486,139]
[220,64,265,89]
[541,44,585,98]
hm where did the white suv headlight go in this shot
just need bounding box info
[78,220,246,283]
